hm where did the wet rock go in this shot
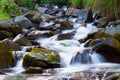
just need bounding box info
[65,7,76,16]
[23,48,60,69]
[42,14,56,22]
[86,38,120,63]
[56,11,64,17]
[59,20,73,30]
[30,41,40,46]
[39,21,56,30]
[14,15,33,29]
[24,11,42,24]
[0,39,15,68]
[23,67,43,74]
[0,19,22,36]
[61,6,67,11]
[93,17,108,28]
[58,32,74,40]
[73,8,93,22]
[0,30,13,40]
[36,7,48,14]
[26,29,54,40]
[79,33,95,43]
[68,17,77,23]
[13,34,32,46]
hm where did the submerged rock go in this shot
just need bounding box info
[0,39,15,68]
[23,48,60,69]
[23,67,43,74]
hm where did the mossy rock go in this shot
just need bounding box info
[0,39,15,68]
[94,30,112,39]
[29,48,60,63]
[23,48,60,69]
[113,32,120,42]
[85,38,120,63]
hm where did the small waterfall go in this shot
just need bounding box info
[70,51,105,66]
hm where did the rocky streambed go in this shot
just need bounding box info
[1,3,120,80]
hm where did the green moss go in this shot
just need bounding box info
[0,9,10,20]
[0,41,15,68]
[29,48,60,63]
[8,49,15,67]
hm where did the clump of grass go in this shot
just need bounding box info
[0,9,10,20]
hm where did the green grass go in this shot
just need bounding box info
[0,9,10,20]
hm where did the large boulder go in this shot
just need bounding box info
[13,34,32,46]
[0,39,15,68]
[0,19,22,36]
[85,38,120,63]
[14,15,33,29]
[73,8,93,22]
[24,11,42,24]
[23,48,60,69]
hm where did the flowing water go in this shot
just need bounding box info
[2,23,120,80]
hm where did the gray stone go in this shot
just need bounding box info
[14,15,33,29]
